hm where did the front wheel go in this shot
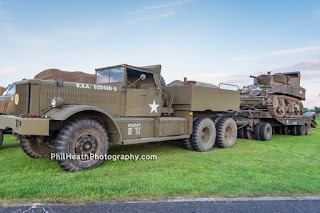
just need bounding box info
[54,119,109,172]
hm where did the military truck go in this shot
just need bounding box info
[0,84,16,147]
[0,64,240,172]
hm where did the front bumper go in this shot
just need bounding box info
[0,115,49,136]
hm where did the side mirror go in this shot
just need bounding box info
[56,79,64,88]
[140,74,146,81]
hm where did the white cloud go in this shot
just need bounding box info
[232,55,258,61]
[0,66,16,74]
[233,44,320,61]
[161,11,175,17]
[266,45,320,56]
[128,0,192,15]
[272,59,320,72]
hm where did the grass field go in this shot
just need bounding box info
[0,118,319,205]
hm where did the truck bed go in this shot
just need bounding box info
[165,85,240,112]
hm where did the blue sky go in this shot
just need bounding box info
[0,0,319,107]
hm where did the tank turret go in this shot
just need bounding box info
[240,71,305,118]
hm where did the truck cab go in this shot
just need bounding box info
[95,64,162,117]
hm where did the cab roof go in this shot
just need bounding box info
[95,64,161,75]
[95,64,162,87]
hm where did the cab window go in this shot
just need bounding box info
[3,84,16,96]
[97,67,124,84]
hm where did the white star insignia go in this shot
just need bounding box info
[149,100,159,113]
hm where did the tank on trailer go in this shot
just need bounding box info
[240,71,305,118]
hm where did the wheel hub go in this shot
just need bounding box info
[201,126,211,145]
[76,135,98,155]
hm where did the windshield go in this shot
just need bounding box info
[3,84,16,96]
[96,67,124,84]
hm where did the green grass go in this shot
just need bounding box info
[0,118,319,204]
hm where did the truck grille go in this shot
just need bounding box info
[15,84,30,116]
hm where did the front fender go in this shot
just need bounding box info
[45,105,122,144]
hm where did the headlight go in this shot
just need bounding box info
[51,98,57,107]
[14,94,19,105]
[51,97,65,108]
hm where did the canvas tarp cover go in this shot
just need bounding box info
[34,69,96,84]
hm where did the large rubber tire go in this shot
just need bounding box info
[259,122,272,141]
[191,118,216,152]
[305,124,311,135]
[20,137,54,158]
[291,126,298,136]
[0,130,3,148]
[254,123,263,140]
[243,128,254,140]
[280,126,289,135]
[183,138,194,151]
[54,119,109,172]
[216,118,237,148]
[237,127,244,138]
[297,125,306,136]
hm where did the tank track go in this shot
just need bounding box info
[267,95,303,118]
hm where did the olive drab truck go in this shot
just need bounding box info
[0,64,240,172]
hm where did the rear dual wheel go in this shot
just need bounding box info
[190,117,237,152]
[191,118,216,152]
[291,125,306,136]
[254,122,272,141]
[215,118,237,148]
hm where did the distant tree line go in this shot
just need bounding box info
[304,107,320,114]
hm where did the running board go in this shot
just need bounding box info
[122,135,190,145]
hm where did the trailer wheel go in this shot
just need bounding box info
[191,117,216,152]
[54,119,109,172]
[254,123,263,140]
[183,138,194,150]
[216,118,237,148]
[243,128,254,140]
[259,123,272,141]
[0,130,3,148]
[305,124,311,135]
[297,125,306,136]
[280,126,289,135]
[237,128,244,138]
[291,126,298,136]
[20,136,54,158]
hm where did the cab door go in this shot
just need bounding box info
[125,86,162,117]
